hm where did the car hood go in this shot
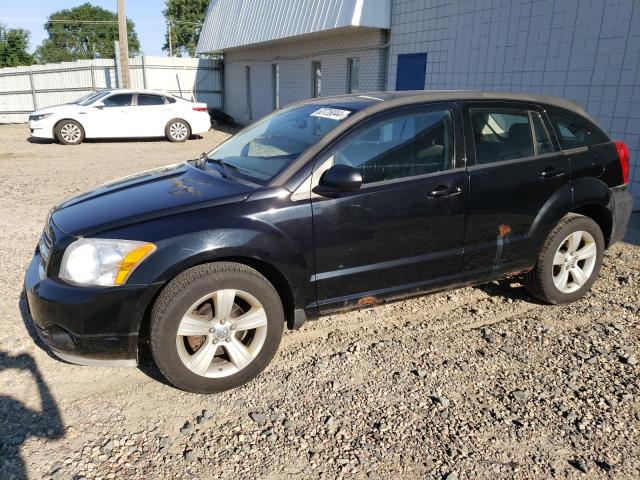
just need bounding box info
[51,163,255,237]
[33,104,89,116]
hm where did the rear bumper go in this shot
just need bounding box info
[609,185,633,246]
[24,251,161,366]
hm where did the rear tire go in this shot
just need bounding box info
[150,262,284,394]
[165,118,191,142]
[523,214,604,304]
[55,120,85,145]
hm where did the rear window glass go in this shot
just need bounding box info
[471,110,534,164]
[549,113,590,150]
[137,94,165,106]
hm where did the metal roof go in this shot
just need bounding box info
[196,0,391,53]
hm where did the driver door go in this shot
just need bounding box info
[85,93,135,138]
[310,103,468,311]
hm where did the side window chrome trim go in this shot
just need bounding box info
[561,146,589,155]
[359,166,466,189]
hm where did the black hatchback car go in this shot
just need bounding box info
[25,91,633,393]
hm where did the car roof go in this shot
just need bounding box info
[299,90,591,120]
[97,88,174,96]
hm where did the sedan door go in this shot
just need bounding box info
[130,93,172,137]
[84,93,135,138]
[460,102,570,277]
[310,103,468,311]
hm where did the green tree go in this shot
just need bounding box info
[35,3,140,64]
[163,0,209,57]
[0,24,35,67]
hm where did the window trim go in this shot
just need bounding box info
[529,110,554,157]
[311,102,461,189]
[466,105,564,170]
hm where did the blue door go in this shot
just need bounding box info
[396,53,428,91]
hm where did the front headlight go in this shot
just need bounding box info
[29,113,53,122]
[59,239,156,286]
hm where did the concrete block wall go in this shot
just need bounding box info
[389,0,640,208]
[223,28,388,125]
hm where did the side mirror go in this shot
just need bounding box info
[93,101,105,109]
[313,164,362,197]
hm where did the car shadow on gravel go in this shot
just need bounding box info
[0,351,65,480]
[473,278,544,304]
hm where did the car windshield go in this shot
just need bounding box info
[205,104,357,183]
[72,91,111,106]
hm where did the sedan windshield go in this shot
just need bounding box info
[71,91,111,106]
[206,104,356,183]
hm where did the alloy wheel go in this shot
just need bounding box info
[175,289,268,378]
[169,122,188,141]
[60,123,82,143]
[552,230,597,293]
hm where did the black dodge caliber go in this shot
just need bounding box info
[25,91,633,393]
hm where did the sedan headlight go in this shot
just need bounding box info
[59,239,156,286]
[29,113,53,122]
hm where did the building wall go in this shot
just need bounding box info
[388,0,640,207]
[223,28,388,125]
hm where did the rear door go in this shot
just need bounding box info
[311,102,467,310]
[131,93,172,137]
[460,101,569,276]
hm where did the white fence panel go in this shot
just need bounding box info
[0,56,222,123]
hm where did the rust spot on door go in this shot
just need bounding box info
[498,224,511,237]
[357,296,382,307]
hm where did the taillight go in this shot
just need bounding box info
[614,140,630,184]
[192,107,207,112]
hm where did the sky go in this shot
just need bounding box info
[0,0,168,55]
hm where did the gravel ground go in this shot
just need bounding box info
[0,123,638,480]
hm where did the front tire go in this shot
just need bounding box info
[150,262,284,393]
[55,120,85,145]
[165,119,191,142]
[523,214,604,304]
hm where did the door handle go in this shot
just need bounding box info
[428,185,462,198]
[539,167,566,179]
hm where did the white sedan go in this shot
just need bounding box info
[28,89,211,145]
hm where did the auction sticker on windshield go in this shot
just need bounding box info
[310,108,352,121]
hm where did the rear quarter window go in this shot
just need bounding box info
[548,112,609,150]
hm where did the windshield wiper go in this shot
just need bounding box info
[207,157,240,173]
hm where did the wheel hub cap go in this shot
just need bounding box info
[212,323,230,339]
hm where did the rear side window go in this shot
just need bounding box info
[165,96,176,104]
[103,94,133,107]
[333,109,454,184]
[137,94,165,106]
[549,113,590,150]
[471,110,534,164]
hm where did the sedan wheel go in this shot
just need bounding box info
[166,119,191,142]
[56,120,85,145]
[176,289,268,378]
[150,262,284,393]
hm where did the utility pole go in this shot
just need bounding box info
[117,0,130,88]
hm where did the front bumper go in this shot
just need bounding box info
[29,120,55,139]
[24,251,161,366]
[609,184,634,246]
